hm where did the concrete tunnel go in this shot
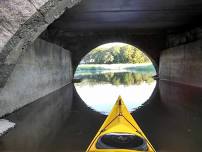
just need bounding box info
[1,1,202,149]
[1,0,202,151]
[1,0,202,117]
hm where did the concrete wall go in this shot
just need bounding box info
[159,39,202,87]
[0,0,81,89]
[0,38,72,117]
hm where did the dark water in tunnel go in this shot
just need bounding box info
[0,81,202,152]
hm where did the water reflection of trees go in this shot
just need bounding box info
[80,72,154,86]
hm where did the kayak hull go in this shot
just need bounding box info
[86,96,156,152]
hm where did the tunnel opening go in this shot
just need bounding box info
[1,1,202,151]
[73,42,157,115]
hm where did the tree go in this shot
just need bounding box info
[81,44,151,64]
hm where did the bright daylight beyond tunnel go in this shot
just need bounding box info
[74,42,156,115]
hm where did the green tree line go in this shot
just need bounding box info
[82,45,151,64]
[80,72,154,86]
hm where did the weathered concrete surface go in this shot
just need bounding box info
[167,26,202,47]
[0,38,72,117]
[0,0,81,89]
[0,0,81,54]
[159,39,202,87]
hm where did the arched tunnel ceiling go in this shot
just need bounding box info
[49,0,202,32]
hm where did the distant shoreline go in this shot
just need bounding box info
[75,63,156,77]
[78,63,153,69]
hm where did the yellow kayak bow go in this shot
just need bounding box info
[86,96,156,152]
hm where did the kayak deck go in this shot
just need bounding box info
[86,96,156,152]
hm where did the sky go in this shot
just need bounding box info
[97,42,128,49]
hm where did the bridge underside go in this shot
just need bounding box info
[41,0,202,69]
[1,0,202,117]
[49,0,202,32]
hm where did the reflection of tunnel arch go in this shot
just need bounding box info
[75,41,158,74]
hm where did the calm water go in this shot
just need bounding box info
[74,64,156,114]
[0,66,202,151]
